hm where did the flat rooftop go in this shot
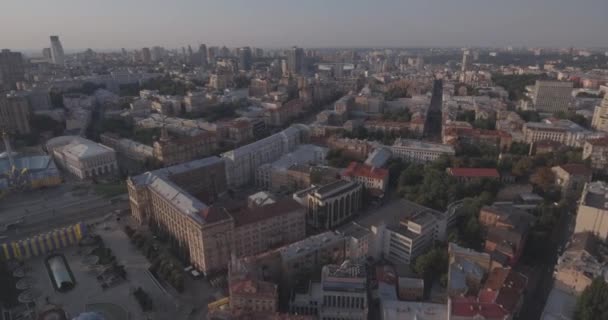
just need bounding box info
[392,138,455,153]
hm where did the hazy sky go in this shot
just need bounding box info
[2,0,607,51]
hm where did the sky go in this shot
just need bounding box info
[1,0,607,51]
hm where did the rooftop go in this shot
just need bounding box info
[343,162,388,180]
[231,199,304,228]
[230,278,277,300]
[382,300,447,320]
[392,138,455,153]
[582,181,608,210]
[313,179,360,199]
[279,231,344,262]
[586,137,608,146]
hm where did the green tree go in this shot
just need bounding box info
[574,278,608,320]
[530,167,556,193]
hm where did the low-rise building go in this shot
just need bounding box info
[255,144,327,191]
[381,300,447,320]
[359,199,447,265]
[390,138,455,163]
[574,182,608,240]
[448,243,492,298]
[342,161,389,194]
[152,129,217,166]
[551,164,592,198]
[46,136,118,179]
[397,277,424,301]
[523,119,592,148]
[554,232,608,295]
[443,127,512,151]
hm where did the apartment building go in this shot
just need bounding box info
[231,199,306,258]
[591,95,608,132]
[255,144,327,191]
[529,80,573,113]
[0,92,30,135]
[222,124,309,187]
[551,164,592,198]
[152,130,217,166]
[554,232,608,295]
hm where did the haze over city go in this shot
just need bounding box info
[2,2,608,320]
[2,0,608,50]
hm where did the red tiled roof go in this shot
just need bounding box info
[557,163,592,176]
[230,199,304,227]
[450,297,509,319]
[343,162,389,180]
[448,168,500,178]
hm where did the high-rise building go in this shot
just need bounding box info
[50,35,65,66]
[0,49,25,91]
[207,46,218,63]
[141,47,151,64]
[591,95,608,132]
[151,46,164,62]
[42,48,52,61]
[461,49,470,73]
[239,46,253,71]
[287,46,304,75]
[0,92,30,134]
[530,80,573,113]
[199,44,208,67]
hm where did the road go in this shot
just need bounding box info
[0,183,129,241]
[517,207,574,319]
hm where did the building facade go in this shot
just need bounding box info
[583,138,608,173]
[46,136,117,179]
[0,49,25,91]
[591,95,608,132]
[574,182,608,241]
[305,180,363,230]
[127,157,231,274]
[342,162,389,193]
[390,138,455,163]
[50,35,66,66]
[0,92,30,135]
[531,80,573,113]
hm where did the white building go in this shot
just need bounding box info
[592,95,608,132]
[222,124,309,187]
[390,138,455,163]
[46,136,117,179]
[523,119,596,148]
[574,182,608,240]
[358,200,447,265]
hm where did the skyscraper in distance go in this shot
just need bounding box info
[50,35,65,66]
[287,46,304,75]
[461,49,470,73]
[42,48,52,61]
[0,49,25,91]
[199,44,208,67]
[239,46,253,71]
[141,47,152,64]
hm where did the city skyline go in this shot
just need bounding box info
[1,0,607,51]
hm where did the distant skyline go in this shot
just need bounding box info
[1,0,607,52]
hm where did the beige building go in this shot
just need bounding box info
[0,92,30,135]
[574,182,608,241]
[551,164,592,198]
[583,137,608,172]
[46,136,117,179]
[231,199,306,258]
[152,129,217,166]
[127,157,231,274]
[389,138,455,163]
[523,119,591,148]
[591,95,608,132]
[554,232,608,295]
